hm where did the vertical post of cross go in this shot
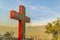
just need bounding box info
[19,5,25,40]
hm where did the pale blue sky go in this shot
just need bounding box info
[0,0,60,26]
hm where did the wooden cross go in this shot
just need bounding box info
[10,5,30,40]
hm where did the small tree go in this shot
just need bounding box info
[45,18,60,40]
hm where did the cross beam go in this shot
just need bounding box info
[10,5,30,40]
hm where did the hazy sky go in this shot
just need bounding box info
[0,0,60,26]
